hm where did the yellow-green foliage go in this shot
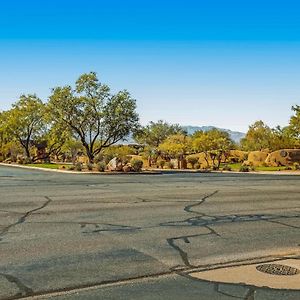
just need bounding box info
[228,150,248,162]
[245,151,269,167]
[103,145,135,159]
[186,153,210,168]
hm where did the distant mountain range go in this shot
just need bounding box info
[123,126,245,144]
[182,126,245,143]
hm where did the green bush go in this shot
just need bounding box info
[222,165,232,171]
[75,162,82,171]
[239,166,250,172]
[68,165,75,171]
[131,159,143,172]
[167,161,175,169]
[158,159,166,169]
[284,166,292,170]
[97,162,106,172]
[294,162,300,170]
[194,162,201,169]
[87,163,94,171]
[187,157,199,169]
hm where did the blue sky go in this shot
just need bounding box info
[1,0,300,131]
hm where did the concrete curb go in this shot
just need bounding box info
[0,163,162,175]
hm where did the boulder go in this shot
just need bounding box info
[244,151,269,167]
[266,149,300,166]
[123,164,132,172]
[107,157,123,171]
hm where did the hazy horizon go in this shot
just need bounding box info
[1,1,300,132]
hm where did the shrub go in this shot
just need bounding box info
[103,154,114,164]
[86,163,94,171]
[167,161,175,169]
[187,157,199,169]
[212,165,218,171]
[24,157,32,164]
[158,160,166,169]
[239,166,250,172]
[222,165,232,171]
[194,162,201,169]
[284,166,292,170]
[75,162,82,171]
[131,159,143,172]
[294,162,300,170]
[97,162,106,172]
[68,165,75,171]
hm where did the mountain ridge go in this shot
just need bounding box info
[182,126,245,143]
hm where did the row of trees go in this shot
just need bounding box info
[1,71,300,168]
[0,72,139,164]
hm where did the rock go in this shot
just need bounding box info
[123,164,132,172]
[107,157,123,171]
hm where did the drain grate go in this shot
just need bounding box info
[256,264,299,276]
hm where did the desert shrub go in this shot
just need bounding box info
[294,162,300,170]
[222,165,232,171]
[187,157,199,169]
[167,161,175,169]
[75,162,82,171]
[103,153,115,164]
[239,166,250,172]
[17,157,25,164]
[97,162,106,172]
[87,163,94,171]
[158,159,166,169]
[131,159,143,172]
[194,162,201,169]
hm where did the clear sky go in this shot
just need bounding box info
[1,0,300,132]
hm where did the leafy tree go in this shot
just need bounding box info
[5,94,46,161]
[48,72,139,163]
[270,126,297,150]
[240,121,273,151]
[158,134,192,168]
[289,105,300,141]
[192,129,234,168]
[134,120,184,148]
[159,134,191,158]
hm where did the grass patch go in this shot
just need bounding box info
[220,163,291,172]
[27,163,69,169]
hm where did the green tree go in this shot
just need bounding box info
[134,120,184,148]
[158,134,191,168]
[192,129,234,168]
[240,121,273,151]
[48,72,139,163]
[5,94,46,161]
[289,105,300,141]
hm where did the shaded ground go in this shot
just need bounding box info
[0,166,299,299]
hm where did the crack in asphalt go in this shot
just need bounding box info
[164,190,220,269]
[0,196,52,241]
[0,273,33,299]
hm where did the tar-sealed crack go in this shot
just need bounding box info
[0,196,52,241]
[163,190,219,269]
[0,273,33,298]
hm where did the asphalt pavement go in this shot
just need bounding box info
[0,165,299,299]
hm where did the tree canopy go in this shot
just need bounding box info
[48,72,139,163]
[134,120,184,148]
